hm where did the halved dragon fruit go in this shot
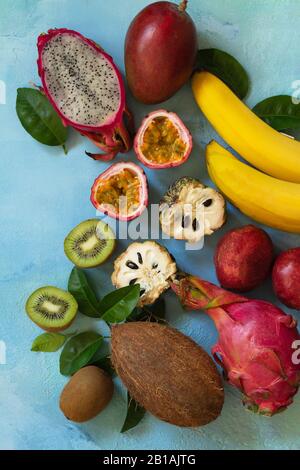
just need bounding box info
[37,28,132,160]
[90,162,148,221]
[172,274,300,416]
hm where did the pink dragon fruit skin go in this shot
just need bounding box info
[171,274,300,415]
[37,28,132,160]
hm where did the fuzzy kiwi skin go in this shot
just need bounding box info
[111,322,224,427]
[60,366,114,423]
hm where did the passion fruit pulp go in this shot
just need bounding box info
[134,110,192,169]
[90,162,148,221]
[95,169,140,210]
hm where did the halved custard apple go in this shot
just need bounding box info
[160,177,226,243]
[111,241,177,306]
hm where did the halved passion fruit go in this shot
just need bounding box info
[134,110,192,169]
[90,162,148,221]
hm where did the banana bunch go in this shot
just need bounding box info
[192,71,300,233]
[206,141,300,233]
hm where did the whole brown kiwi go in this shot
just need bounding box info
[111,322,224,427]
[60,366,114,423]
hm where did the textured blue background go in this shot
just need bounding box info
[1,0,300,450]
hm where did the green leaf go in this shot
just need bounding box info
[90,355,116,377]
[253,95,300,131]
[127,306,142,322]
[196,48,249,99]
[16,88,67,146]
[60,331,102,376]
[121,393,146,433]
[100,285,140,324]
[88,341,116,377]
[31,332,66,352]
[146,298,166,322]
[68,267,100,318]
[129,298,166,323]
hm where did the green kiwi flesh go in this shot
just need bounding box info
[64,219,116,268]
[26,286,78,331]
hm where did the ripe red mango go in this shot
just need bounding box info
[125,1,198,104]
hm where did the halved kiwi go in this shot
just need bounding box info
[26,286,78,332]
[64,219,116,268]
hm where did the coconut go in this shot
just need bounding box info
[111,322,224,427]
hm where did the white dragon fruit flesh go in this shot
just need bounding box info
[37,28,132,160]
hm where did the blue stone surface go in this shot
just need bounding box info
[1,0,300,450]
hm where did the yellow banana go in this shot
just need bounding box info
[192,71,300,183]
[206,141,300,233]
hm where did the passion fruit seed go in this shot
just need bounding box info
[141,117,187,164]
[135,111,192,169]
[95,169,141,214]
[91,162,148,221]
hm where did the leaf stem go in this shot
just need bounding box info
[62,144,68,155]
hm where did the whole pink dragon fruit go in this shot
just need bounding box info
[37,28,132,160]
[171,274,300,415]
